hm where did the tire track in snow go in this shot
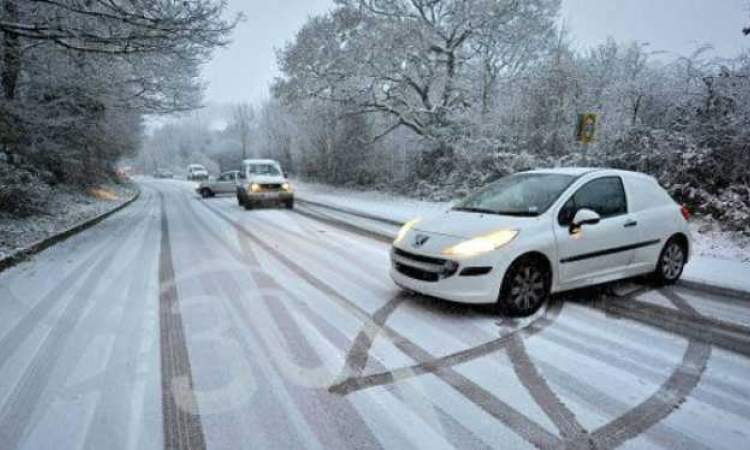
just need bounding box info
[157,192,206,450]
[0,194,150,449]
[197,198,564,449]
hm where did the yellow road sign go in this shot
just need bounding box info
[577,113,597,144]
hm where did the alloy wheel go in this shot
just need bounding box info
[662,242,685,281]
[510,265,546,312]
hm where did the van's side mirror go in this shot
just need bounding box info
[283,171,288,178]
[570,208,600,233]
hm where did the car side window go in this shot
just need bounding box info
[558,177,627,226]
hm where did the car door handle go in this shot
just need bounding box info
[624,220,638,228]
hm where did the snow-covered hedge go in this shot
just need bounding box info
[384,129,750,235]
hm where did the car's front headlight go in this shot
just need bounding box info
[394,218,421,244]
[250,183,261,193]
[442,229,519,258]
[282,182,292,192]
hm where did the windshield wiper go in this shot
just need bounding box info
[453,207,498,214]
[493,210,539,217]
[454,206,538,217]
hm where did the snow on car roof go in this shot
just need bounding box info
[525,167,655,181]
[523,167,602,177]
[242,159,279,165]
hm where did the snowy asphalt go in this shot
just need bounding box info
[1,179,749,450]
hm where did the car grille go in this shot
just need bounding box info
[260,183,283,191]
[391,248,457,283]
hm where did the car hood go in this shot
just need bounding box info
[248,175,286,184]
[414,210,539,239]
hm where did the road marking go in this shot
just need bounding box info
[197,199,564,449]
[158,192,206,450]
[195,193,745,450]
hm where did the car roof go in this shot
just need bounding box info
[524,167,650,179]
[242,159,279,165]
[523,167,601,177]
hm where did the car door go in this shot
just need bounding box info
[215,173,234,193]
[554,176,640,286]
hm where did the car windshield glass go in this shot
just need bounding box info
[247,164,281,176]
[454,173,576,216]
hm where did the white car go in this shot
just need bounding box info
[197,170,244,198]
[187,164,209,181]
[236,159,294,209]
[390,168,692,316]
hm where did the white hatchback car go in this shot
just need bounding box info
[390,168,692,316]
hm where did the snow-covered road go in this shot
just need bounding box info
[1,179,749,450]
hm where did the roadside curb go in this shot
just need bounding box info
[0,186,141,274]
[297,195,750,301]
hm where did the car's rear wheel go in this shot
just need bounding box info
[499,256,550,317]
[655,237,686,284]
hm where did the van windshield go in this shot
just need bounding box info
[247,164,281,176]
[454,173,576,217]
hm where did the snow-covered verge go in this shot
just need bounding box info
[295,180,750,265]
[293,179,452,223]
[0,181,137,260]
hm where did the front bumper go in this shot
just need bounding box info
[389,246,510,305]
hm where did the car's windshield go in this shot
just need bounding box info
[454,173,576,217]
[246,164,281,176]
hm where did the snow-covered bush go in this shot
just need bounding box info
[0,161,53,217]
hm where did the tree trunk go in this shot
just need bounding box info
[482,58,492,115]
[2,0,20,100]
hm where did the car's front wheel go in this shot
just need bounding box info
[499,256,550,317]
[200,188,212,198]
[284,199,294,209]
[655,237,686,284]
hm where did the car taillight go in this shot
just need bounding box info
[680,205,690,221]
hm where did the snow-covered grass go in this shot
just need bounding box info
[295,179,749,265]
[293,179,451,222]
[0,182,138,260]
[689,219,750,263]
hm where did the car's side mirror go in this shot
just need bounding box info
[570,208,601,233]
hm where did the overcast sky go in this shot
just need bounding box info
[202,0,750,105]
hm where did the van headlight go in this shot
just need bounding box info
[442,230,518,258]
[250,183,261,193]
[282,182,292,192]
[394,218,421,244]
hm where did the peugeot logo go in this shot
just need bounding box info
[413,234,430,248]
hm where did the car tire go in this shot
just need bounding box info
[284,199,294,209]
[498,256,550,317]
[243,200,254,210]
[654,237,687,285]
[200,188,212,199]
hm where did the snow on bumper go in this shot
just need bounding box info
[389,245,510,305]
